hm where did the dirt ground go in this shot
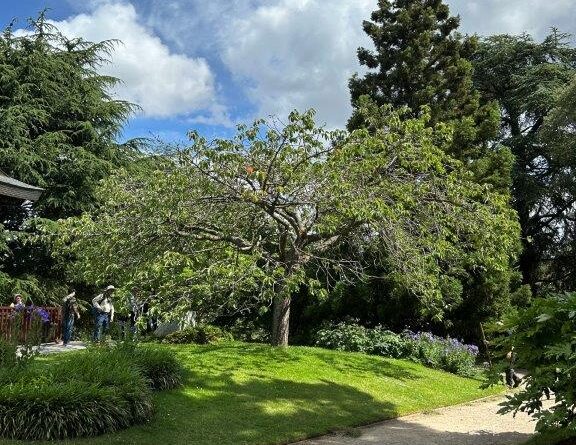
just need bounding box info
[294,395,538,445]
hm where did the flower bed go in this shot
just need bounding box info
[313,321,480,376]
[0,344,183,440]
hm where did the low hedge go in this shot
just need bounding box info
[0,344,183,440]
[0,383,140,440]
[163,325,233,345]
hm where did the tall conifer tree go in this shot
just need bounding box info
[0,14,138,302]
[348,0,510,188]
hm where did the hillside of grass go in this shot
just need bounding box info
[1,342,501,445]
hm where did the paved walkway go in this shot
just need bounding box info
[37,340,87,354]
[294,395,539,445]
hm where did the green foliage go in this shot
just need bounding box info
[163,325,233,345]
[57,105,519,345]
[313,321,479,376]
[0,343,500,445]
[0,382,132,440]
[129,346,185,390]
[348,0,504,177]
[402,331,478,377]
[313,321,376,354]
[473,31,576,293]
[0,14,137,219]
[346,0,519,335]
[0,307,45,368]
[493,293,576,433]
[227,318,270,343]
[0,347,154,440]
[0,13,139,304]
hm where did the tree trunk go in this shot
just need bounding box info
[271,294,291,347]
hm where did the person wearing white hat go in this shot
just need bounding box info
[92,285,116,341]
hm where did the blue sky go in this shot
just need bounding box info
[2,0,575,144]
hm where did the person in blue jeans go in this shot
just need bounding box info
[62,290,80,346]
[92,285,116,342]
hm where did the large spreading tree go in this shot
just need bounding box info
[58,104,519,346]
[472,31,576,293]
[0,14,137,302]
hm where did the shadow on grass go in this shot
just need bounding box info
[71,373,399,445]
[309,350,419,381]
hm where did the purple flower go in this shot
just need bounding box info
[33,307,50,323]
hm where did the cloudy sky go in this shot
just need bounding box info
[2,0,575,142]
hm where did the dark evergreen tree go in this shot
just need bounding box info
[344,0,521,338]
[0,14,139,302]
[348,0,510,188]
[0,13,138,220]
[473,31,576,293]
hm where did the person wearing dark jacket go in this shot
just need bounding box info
[62,291,80,346]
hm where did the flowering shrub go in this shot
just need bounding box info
[403,331,479,377]
[313,321,479,377]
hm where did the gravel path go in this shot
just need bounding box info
[37,340,87,354]
[294,395,537,445]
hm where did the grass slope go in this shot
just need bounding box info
[1,342,500,445]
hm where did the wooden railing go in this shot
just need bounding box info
[0,306,62,343]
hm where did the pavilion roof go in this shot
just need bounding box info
[0,173,43,201]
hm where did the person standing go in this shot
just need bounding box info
[128,287,141,335]
[61,291,80,346]
[505,346,522,388]
[92,285,115,342]
[9,294,23,308]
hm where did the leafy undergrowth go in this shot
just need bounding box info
[0,342,501,445]
[523,429,576,445]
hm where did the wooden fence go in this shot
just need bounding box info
[0,306,62,343]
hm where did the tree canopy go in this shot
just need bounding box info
[473,31,576,293]
[0,14,137,220]
[58,103,519,345]
[0,15,138,303]
[348,0,506,182]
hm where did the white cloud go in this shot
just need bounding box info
[448,0,576,38]
[143,0,373,128]
[50,2,222,119]
[142,0,576,129]
[59,0,576,130]
[219,0,374,128]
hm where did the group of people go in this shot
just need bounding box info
[60,285,145,345]
[61,285,121,345]
[6,285,141,346]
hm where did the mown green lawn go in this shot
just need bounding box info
[2,342,501,445]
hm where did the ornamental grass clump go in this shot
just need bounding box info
[0,347,158,440]
[121,346,184,390]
